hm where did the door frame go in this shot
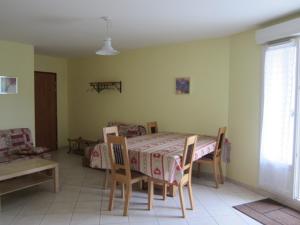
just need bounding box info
[34,71,58,150]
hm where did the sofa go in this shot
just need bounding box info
[0,128,51,163]
[82,122,147,167]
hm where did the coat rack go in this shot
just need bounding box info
[89,81,122,93]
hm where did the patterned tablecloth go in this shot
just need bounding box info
[90,132,216,185]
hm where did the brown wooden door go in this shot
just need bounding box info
[34,71,57,150]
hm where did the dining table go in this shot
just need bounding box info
[89,132,217,195]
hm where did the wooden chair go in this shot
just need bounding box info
[147,121,158,134]
[103,126,119,143]
[148,135,198,218]
[107,135,148,216]
[195,127,226,188]
[103,126,119,189]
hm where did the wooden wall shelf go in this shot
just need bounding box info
[89,81,122,93]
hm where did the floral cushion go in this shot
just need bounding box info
[9,152,51,161]
[107,121,146,138]
[0,128,34,154]
[0,134,9,163]
[10,133,27,146]
[0,128,51,163]
[16,147,49,155]
[0,134,9,150]
[0,150,9,163]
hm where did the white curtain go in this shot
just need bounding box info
[259,41,297,198]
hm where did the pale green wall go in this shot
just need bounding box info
[0,40,35,139]
[68,38,230,143]
[34,54,69,147]
[227,30,262,186]
[67,30,264,187]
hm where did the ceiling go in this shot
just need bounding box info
[0,0,299,57]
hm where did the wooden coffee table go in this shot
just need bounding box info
[0,158,59,211]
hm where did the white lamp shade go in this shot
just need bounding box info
[96,37,119,56]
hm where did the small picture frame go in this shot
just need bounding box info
[0,76,18,94]
[176,77,190,94]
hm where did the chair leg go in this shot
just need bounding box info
[212,162,219,188]
[104,169,110,189]
[108,180,116,211]
[218,161,224,184]
[148,180,154,210]
[178,183,186,218]
[121,183,125,199]
[197,162,201,178]
[162,182,167,200]
[138,180,143,190]
[187,180,194,210]
[123,183,131,216]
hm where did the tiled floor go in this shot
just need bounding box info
[0,150,264,225]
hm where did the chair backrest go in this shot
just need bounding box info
[182,135,197,175]
[214,127,227,159]
[147,121,158,134]
[103,126,119,143]
[107,135,131,179]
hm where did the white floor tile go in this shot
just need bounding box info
[159,220,189,225]
[0,211,17,225]
[47,201,76,214]
[235,211,262,225]
[213,214,248,225]
[71,212,100,225]
[128,210,157,223]
[131,222,158,225]
[187,216,218,225]
[0,150,265,225]
[11,214,44,225]
[40,213,72,225]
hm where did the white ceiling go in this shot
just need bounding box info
[0,0,299,57]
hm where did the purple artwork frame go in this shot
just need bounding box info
[176,77,190,94]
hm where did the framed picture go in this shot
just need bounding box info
[176,77,190,94]
[0,76,18,94]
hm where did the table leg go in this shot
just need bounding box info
[168,185,177,197]
[138,180,143,190]
[148,180,153,210]
[53,166,59,193]
[104,169,110,189]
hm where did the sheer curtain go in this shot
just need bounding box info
[259,41,297,198]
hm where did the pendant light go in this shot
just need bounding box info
[96,17,119,56]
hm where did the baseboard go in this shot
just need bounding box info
[225,177,258,193]
[226,177,300,211]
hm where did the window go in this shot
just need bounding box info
[259,40,298,198]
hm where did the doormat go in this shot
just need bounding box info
[233,198,300,225]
